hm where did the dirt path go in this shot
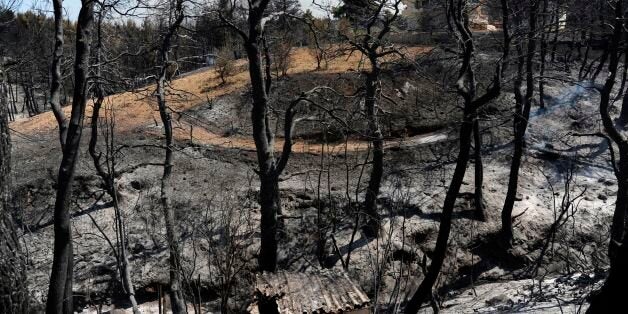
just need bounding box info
[10,46,436,154]
[168,124,450,154]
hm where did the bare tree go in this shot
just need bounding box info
[587,1,628,311]
[338,0,404,238]
[46,1,94,313]
[87,4,141,313]
[501,0,540,246]
[48,0,68,147]
[0,53,28,314]
[361,0,400,238]
[405,0,511,311]
[218,0,284,272]
[154,0,188,311]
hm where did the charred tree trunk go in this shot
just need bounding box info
[587,2,628,310]
[28,76,39,115]
[88,8,140,313]
[617,48,628,127]
[0,61,28,314]
[350,2,404,239]
[500,50,526,245]
[222,0,284,272]
[46,1,94,313]
[363,62,383,238]
[49,0,68,147]
[405,0,510,310]
[501,0,539,246]
[473,117,485,221]
[405,107,475,312]
[538,0,549,109]
[245,34,281,272]
[619,90,628,127]
[578,32,591,80]
[549,0,560,63]
[155,0,187,311]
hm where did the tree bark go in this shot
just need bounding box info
[405,1,511,311]
[538,0,549,109]
[155,0,187,311]
[351,2,404,239]
[549,0,560,63]
[244,34,281,272]
[88,9,141,312]
[363,66,383,237]
[587,4,628,309]
[501,0,539,245]
[1,59,28,314]
[46,1,94,313]
[405,110,475,313]
[49,0,68,148]
[473,118,485,221]
[619,90,628,127]
[221,0,294,273]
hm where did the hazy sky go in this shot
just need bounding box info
[17,0,339,20]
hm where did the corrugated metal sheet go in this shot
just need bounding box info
[250,270,370,313]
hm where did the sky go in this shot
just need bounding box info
[16,0,338,20]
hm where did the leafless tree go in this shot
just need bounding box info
[154,0,188,311]
[87,4,141,313]
[405,0,511,311]
[217,0,286,272]
[46,1,95,313]
[0,47,28,314]
[587,1,628,311]
[339,0,404,238]
[501,0,540,246]
[48,0,68,147]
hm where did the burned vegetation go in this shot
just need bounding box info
[2,0,628,313]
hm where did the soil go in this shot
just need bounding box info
[9,47,615,313]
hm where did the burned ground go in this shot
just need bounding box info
[9,47,614,313]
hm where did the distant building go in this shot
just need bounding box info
[248,270,371,313]
[401,0,502,31]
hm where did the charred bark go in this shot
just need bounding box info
[348,1,404,238]
[87,8,140,313]
[587,2,628,310]
[221,0,285,272]
[46,1,94,313]
[538,0,549,109]
[405,108,475,313]
[155,0,187,311]
[500,0,539,246]
[48,0,68,147]
[244,30,281,272]
[0,60,28,314]
[363,65,384,238]
[405,0,510,311]
[473,118,485,221]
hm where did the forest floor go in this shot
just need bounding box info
[9,47,615,313]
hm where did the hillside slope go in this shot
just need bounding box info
[8,48,614,313]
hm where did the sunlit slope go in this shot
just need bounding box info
[11,47,431,153]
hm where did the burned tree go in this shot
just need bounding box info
[500,0,540,246]
[587,1,628,311]
[0,56,28,314]
[218,0,284,272]
[46,0,94,313]
[87,4,140,313]
[48,0,67,147]
[341,0,404,238]
[218,0,334,272]
[154,0,187,311]
[405,0,510,311]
